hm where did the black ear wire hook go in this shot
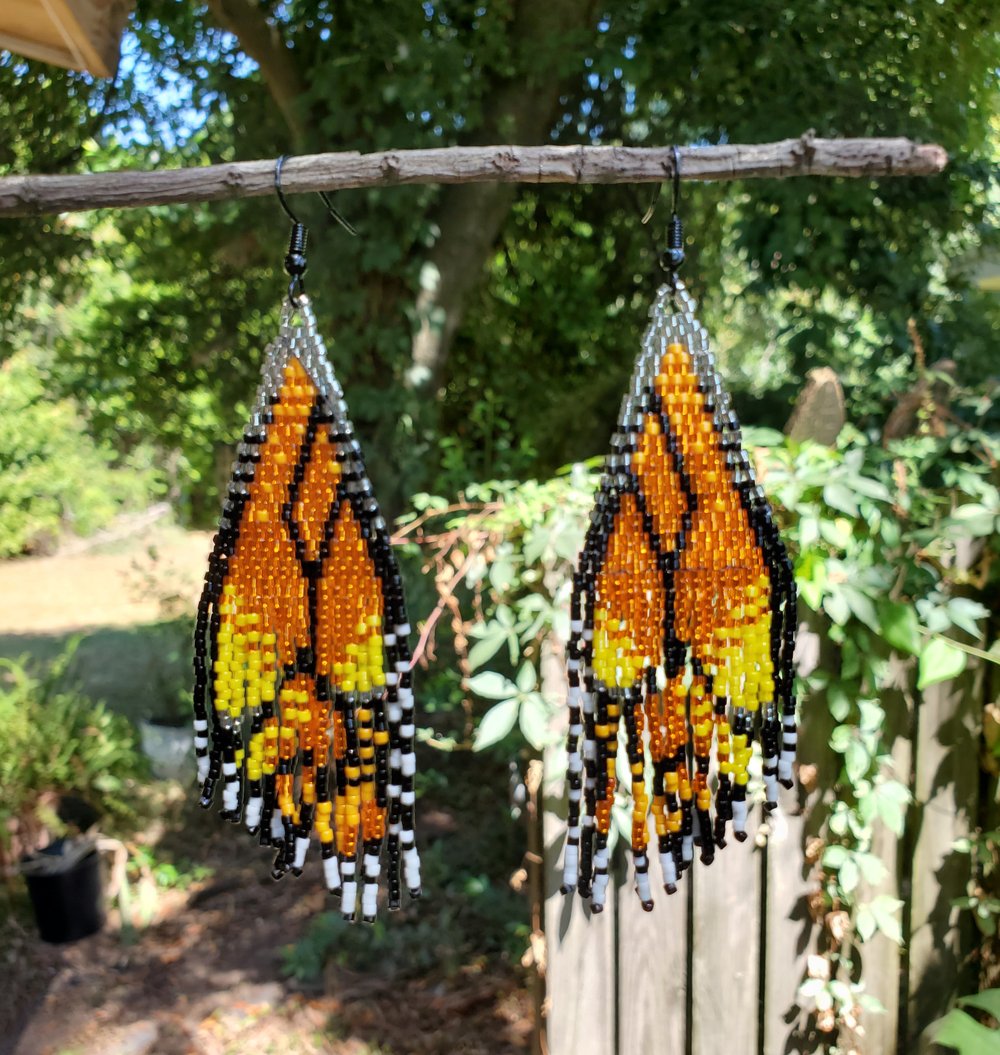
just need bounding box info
[275,154,358,305]
[662,146,685,288]
[640,146,685,290]
[670,144,682,218]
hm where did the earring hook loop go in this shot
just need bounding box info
[671,145,682,218]
[275,154,360,306]
[274,154,299,225]
[275,154,358,237]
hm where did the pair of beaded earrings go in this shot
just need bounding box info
[193,156,797,922]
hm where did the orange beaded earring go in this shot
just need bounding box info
[192,159,421,921]
[562,152,797,913]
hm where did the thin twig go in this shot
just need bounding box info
[409,546,484,669]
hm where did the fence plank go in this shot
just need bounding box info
[857,675,912,1053]
[906,663,982,1048]
[691,810,762,1055]
[617,859,689,1054]
[763,787,814,1055]
[542,791,617,1055]
[540,633,616,1055]
[762,616,832,1055]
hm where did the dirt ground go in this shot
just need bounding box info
[2,527,533,1055]
[4,804,530,1055]
[0,524,212,635]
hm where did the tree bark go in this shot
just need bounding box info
[407,0,599,393]
[205,0,310,149]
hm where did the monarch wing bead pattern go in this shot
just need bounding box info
[563,279,797,913]
[193,296,421,922]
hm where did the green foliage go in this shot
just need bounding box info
[127,845,213,892]
[931,988,1000,1054]
[0,646,148,869]
[760,421,998,1029]
[953,829,1000,940]
[0,345,162,556]
[283,750,527,981]
[401,466,594,753]
[2,2,997,515]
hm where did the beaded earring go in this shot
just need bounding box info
[193,159,421,921]
[562,157,797,912]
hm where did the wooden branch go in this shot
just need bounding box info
[0,135,946,217]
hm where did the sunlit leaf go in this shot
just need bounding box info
[918,637,967,690]
[933,1008,999,1054]
[519,693,550,750]
[878,600,921,655]
[473,698,519,750]
[466,671,517,701]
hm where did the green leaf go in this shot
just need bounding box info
[515,662,538,693]
[933,1008,999,1053]
[824,481,859,516]
[798,516,821,549]
[974,908,998,937]
[858,993,886,1014]
[829,809,850,836]
[822,844,848,869]
[849,476,892,502]
[856,905,877,942]
[880,519,901,548]
[858,700,884,733]
[869,894,903,944]
[829,979,853,1008]
[840,856,860,893]
[874,781,910,837]
[467,625,512,671]
[518,693,550,750]
[827,682,851,722]
[466,671,518,701]
[946,504,998,538]
[958,989,1000,1020]
[820,517,853,550]
[797,977,826,1000]
[842,585,880,632]
[489,557,516,592]
[829,724,853,754]
[744,426,785,448]
[845,740,870,784]
[947,598,990,638]
[878,600,922,655]
[824,589,850,627]
[857,854,889,885]
[918,637,968,690]
[473,699,519,750]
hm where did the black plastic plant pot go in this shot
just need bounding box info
[24,846,105,944]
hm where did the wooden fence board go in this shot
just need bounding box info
[691,809,762,1055]
[858,678,912,1053]
[763,786,814,1055]
[906,664,982,1048]
[763,616,831,1055]
[542,800,617,1055]
[617,858,689,1054]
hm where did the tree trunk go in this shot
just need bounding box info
[408,0,599,395]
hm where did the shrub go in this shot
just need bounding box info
[0,646,148,874]
[0,348,162,556]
